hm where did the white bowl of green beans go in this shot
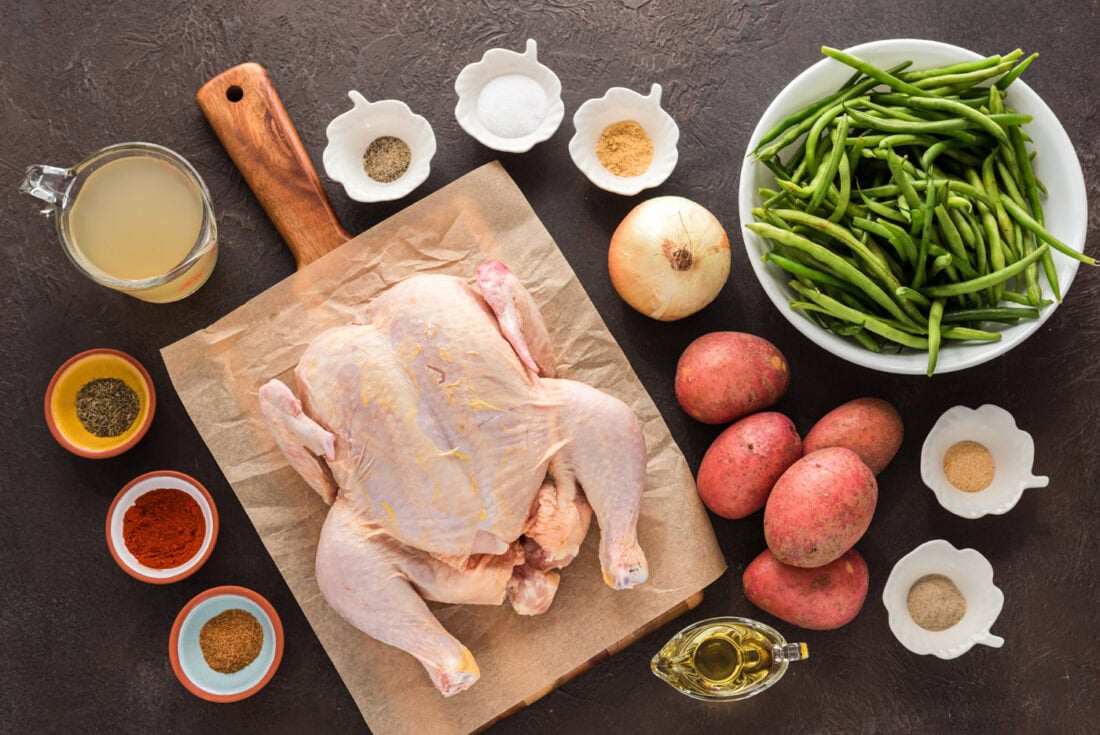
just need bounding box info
[738,39,1090,375]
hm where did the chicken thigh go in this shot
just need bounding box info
[259,261,648,696]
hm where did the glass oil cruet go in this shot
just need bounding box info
[651,616,808,701]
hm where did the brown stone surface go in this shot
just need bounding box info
[2,1,1097,733]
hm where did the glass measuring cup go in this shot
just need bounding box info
[20,142,218,303]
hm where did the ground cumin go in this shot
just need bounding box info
[199,608,264,674]
[907,574,967,631]
[944,440,995,492]
[596,120,653,177]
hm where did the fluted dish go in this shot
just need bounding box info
[454,38,564,153]
[569,83,680,196]
[323,91,436,203]
[883,539,1004,659]
[921,404,1048,518]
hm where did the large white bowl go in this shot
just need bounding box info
[738,39,1088,374]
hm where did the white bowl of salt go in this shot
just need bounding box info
[454,38,565,153]
[883,539,1005,660]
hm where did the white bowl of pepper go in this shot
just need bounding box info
[323,91,436,203]
[44,348,155,458]
[882,539,1005,660]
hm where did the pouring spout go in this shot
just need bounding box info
[20,164,72,207]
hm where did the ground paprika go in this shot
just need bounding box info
[122,488,205,569]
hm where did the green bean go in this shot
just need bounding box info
[1000,196,1097,265]
[1008,125,1061,301]
[897,95,1012,145]
[762,252,854,292]
[898,51,1019,82]
[876,219,921,264]
[747,222,917,326]
[821,47,929,96]
[926,299,945,376]
[940,326,1002,341]
[768,209,902,290]
[804,103,848,174]
[790,281,929,349]
[921,244,1049,297]
[753,62,912,160]
[930,253,953,278]
[808,115,849,212]
[1001,290,1052,307]
[896,286,932,308]
[829,151,852,223]
[934,205,977,275]
[941,306,1040,323]
[996,52,1038,90]
[911,176,938,288]
[909,60,1016,90]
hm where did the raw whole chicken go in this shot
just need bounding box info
[259,261,648,696]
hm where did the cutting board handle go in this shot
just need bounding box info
[197,62,351,268]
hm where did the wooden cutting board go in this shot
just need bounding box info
[194,63,708,730]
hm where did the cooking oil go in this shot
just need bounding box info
[651,616,808,701]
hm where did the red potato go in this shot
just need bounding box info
[803,397,903,475]
[743,548,869,630]
[696,412,802,519]
[764,447,877,568]
[674,332,790,424]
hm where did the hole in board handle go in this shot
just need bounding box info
[226,85,244,102]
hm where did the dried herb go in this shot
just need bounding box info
[363,136,411,183]
[200,608,264,674]
[75,377,139,437]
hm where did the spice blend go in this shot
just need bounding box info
[944,441,995,492]
[363,136,411,183]
[907,574,967,631]
[596,120,654,177]
[122,488,205,569]
[75,377,139,437]
[200,608,264,674]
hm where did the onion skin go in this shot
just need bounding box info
[608,196,730,321]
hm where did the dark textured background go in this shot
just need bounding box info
[2,1,1097,733]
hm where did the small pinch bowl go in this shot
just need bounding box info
[106,470,218,584]
[322,91,436,203]
[44,348,155,458]
[569,83,680,196]
[454,38,564,153]
[882,539,1005,659]
[170,585,284,702]
[921,404,1048,519]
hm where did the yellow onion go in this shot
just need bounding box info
[608,196,731,321]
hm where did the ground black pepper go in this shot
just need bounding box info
[199,608,264,674]
[362,136,411,183]
[75,377,140,437]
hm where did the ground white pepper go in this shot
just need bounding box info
[944,440,995,492]
[907,574,967,631]
[363,136,411,183]
[596,120,654,177]
[199,608,264,674]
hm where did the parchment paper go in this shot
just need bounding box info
[161,162,726,735]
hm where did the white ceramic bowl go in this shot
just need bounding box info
[921,404,1048,518]
[169,585,284,702]
[738,39,1088,374]
[882,539,1005,659]
[454,38,564,153]
[323,91,436,203]
[105,470,218,584]
[569,83,680,196]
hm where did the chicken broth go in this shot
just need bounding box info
[67,156,204,280]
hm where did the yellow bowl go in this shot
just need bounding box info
[45,348,156,458]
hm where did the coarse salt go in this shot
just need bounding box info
[476,74,548,139]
